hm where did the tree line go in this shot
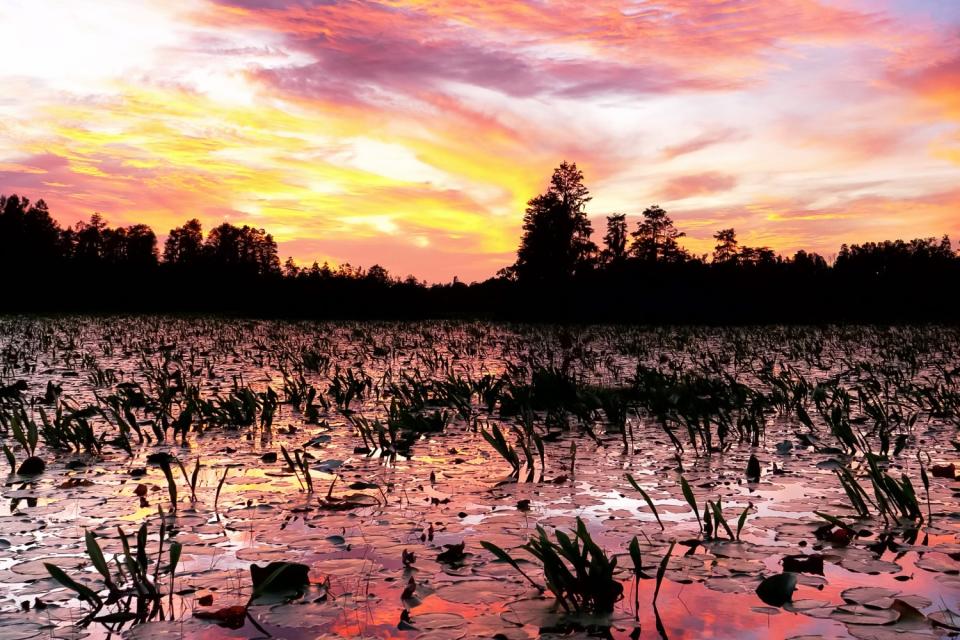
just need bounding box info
[2,162,958,321]
[505,161,955,282]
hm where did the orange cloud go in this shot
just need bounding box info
[892,53,960,119]
[1,0,958,282]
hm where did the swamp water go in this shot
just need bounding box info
[0,318,958,639]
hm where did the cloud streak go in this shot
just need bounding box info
[0,0,958,281]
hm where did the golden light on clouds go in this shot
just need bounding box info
[1,0,959,280]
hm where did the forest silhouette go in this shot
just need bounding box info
[2,161,958,322]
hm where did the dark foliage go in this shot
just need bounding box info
[505,161,597,284]
[1,175,959,322]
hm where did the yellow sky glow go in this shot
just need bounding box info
[1,0,959,280]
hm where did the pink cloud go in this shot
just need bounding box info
[658,172,738,201]
[211,0,889,104]
[891,53,960,119]
[660,129,745,160]
[2,0,958,283]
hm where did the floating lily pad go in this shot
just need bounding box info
[756,572,797,607]
[832,604,902,627]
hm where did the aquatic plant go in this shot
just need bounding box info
[45,517,182,626]
[328,366,373,413]
[483,518,623,615]
[679,474,702,534]
[481,423,520,478]
[653,540,674,605]
[37,402,102,453]
[0,319,955,639]
[596,388,630,452]
[625,473,664,530]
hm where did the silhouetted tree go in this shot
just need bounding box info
[205,223,243,271]
[205,222,280,277]
[67,214,110,265]
[164,219,204,267]
[122,224,159,269]
[2,190,959,322]
[791,249,827,271]
[258,231,281,276]
[712,228,738,264]
[61,215,157,269]
[283,257,300,278]
[336,262,360,279]
[836,236,955,276]
[367,264,391,283]
[601,213,628,265]
[629,205,687,263]
[739,245,777,266]
[0,195,63,270]
[512,161,597,283]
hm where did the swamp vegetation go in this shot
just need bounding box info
[0,318,958,639]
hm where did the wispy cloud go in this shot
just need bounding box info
[658,172,738,201]
[0,0,958,281]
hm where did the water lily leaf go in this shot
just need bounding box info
[250,561,309,597]
[841,587,899,605]
[195,605,248,629]
[437,542,466,564]
[414,612,467,631]
[313,459,343,473]
[746,455,761,482]
[915,553,960,574]
[756,572,797,607]
[0,623,43,640]
[782,554,823,575]
[305,435,332,447]
[831,604,900,626]
[94,611,139,623]
[348,481,378,490]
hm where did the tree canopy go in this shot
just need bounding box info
[1,173,958,322]
[511,161,597,284]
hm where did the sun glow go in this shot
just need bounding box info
[1,0,959,281]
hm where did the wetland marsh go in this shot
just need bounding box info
[0,318,958,639]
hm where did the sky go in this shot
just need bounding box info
[1,0,959,282]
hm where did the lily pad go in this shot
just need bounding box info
[756,572,797,607]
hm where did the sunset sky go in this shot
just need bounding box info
[1,0,959,281]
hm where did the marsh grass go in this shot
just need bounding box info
[483,518,623,616]
[625,473,664,530]
[45,515,182,626]
[0,320,956,637]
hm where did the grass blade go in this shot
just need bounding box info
[45,563,102,607]
[480,541,544,590]
[653,541,675,604]
[679,475,701,533]
[84,531,112,585]
[736,504,751,541]
[626,473,664,530]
